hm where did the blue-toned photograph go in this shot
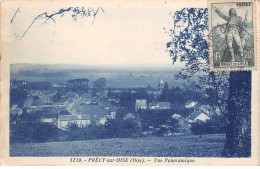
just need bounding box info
[9,5,251,158]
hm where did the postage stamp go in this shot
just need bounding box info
[208,0,257,71]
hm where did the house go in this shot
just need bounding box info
[74,104,118,125]
[186,110,210,123]
[158,102,170,109]
[79,93,95,104]
[149,101,159,109]
[198,105,216,117]
[95,90,108,99]
[172,114,191,134]
[107,90,121,103]
[109,107,118,119]
[214,106,222,116]
[98,100,112,109]
[198,105,223,117]
[41,118,56,123]
[135,99,147,111]
[123,113,136,120]
[149,102,170,110]
[185,100,197,108]
[58,114,90,130]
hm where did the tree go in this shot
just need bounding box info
[223,71,251,157]
[104,118,142,138]
[93,77,106,89]
[165,117,179,133]
[92,77,107,94]
[10,88,28,108]
[159,82,170,102]
[51,91,62,102]
[166,8,251,157]
[190,115,226,135]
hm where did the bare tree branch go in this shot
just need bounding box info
[11,7,20,23]
[89,7,105,27]
[13,7,105,40]
[19,7,72,39]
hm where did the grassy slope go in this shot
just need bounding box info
[10,134,225,157]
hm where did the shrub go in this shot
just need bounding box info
[190,116,226,135]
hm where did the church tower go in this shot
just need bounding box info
[158,77,164,92]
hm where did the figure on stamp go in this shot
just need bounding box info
[213,6,247,62]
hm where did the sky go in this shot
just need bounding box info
[10,6,178,66]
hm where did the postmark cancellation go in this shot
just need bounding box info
[208,0,258,71]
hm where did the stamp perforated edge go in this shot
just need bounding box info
[208,0,259,72]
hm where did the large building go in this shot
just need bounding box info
[58,114,91,130]
[67,78,89,92]
[135,99,147,111]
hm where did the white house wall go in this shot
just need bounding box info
[58,119,90,129]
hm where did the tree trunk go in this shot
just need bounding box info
[223,71,251,157]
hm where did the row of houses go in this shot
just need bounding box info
[136,99,222,136]
[162,108,221,136]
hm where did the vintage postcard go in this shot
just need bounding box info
[0,0,260,166]
[208,0,258,71]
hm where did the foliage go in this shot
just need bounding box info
[119,90,135,109]
[119,89,151,110]
[68,124,107,141]
[104,118,142,138]
[159,85,206,106]
[190,115,227,135]
[165,8,229,115]
[66,117,143,141]
[10,122,59,143]
[92,77,107,94]
[166,8,209,78]
[138,109,173,129]
[155,117,180,136]
[93,77,106,89]
[10,88,28,108]
[51,91,62,102]
[116,107,134,119]
[171,104,194,118]
[166,8,251,157]
[28,81,53,90]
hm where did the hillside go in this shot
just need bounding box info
[10,134,225,157]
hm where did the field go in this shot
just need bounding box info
[10,134,225,157]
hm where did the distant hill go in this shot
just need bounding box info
[10,63,200,88]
